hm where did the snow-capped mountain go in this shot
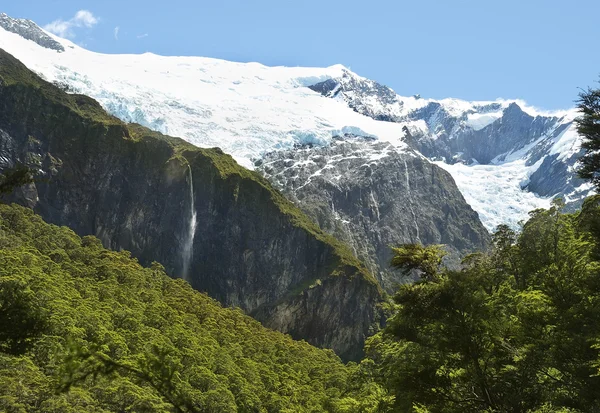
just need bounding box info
[0,13,589,231]
[308,72,589,228]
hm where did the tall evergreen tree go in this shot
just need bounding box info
[363,204,600,412]
[576,81,600,188]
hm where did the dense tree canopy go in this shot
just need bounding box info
[0,203,388,413]
[4,194,600,413]
[360,198,600,412]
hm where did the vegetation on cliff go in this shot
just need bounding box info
[0,203,389,412]
[0,164,33,197]
[0,48,375,288]
[6,190,600,412]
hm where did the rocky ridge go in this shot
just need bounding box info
[308,70,587,212]
[0,13,64,52]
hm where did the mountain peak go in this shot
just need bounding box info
[503,101,528,117]
[0,12,64,52]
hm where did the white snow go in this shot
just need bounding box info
[564,182,595,204]
[0,26,411,169]
[465,111,502,131]
[435,159,552,231]
[549,123,582,161]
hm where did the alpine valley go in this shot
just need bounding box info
[0,12,590,359]
[4,8,600,413]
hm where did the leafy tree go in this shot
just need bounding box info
[576,81,600,188]
[0,164,33,199]
[577,195,600,257]
[390,244,447,281]
[364,201,600,413]
[0,278,47,355]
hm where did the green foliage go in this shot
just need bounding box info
[363,199,600,412]
[0,203,383,412]
[390,244,447,281]
[0,276,47,355]
[576,81,600,188]
[0,164,33,199]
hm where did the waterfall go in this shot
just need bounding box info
[403,158,421,244]
[182,164,197,281]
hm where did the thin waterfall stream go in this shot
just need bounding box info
[182,164,197,281]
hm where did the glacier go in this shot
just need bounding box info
[0,13,588,231]
[0,25,415,168]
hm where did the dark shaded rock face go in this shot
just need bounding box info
[527,152,586,200]
[521,122,588,200]
[257,138,491,291]
[0,13,65,52]
[0,49,382,360]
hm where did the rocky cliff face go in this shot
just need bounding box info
[0,49,382,360]
[408,102,558,162]
[257,137,490,291]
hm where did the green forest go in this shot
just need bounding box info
[0,203,390,412]
[365,197,600,412]
[5,184,600,412]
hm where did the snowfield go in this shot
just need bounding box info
[435,160,552,230]
[0,27,416,168]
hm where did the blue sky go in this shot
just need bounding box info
[4,0,599,109]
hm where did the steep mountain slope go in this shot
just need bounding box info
[0,13,63,52]
[0,203,378,412]
[257,138,490,290]
[0,13,589,290]
[0,15,495,285]
[0,48,382,360]
[0,14,413,169]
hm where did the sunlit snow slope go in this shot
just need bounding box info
[0,13,589,230]
[0,21,414,168]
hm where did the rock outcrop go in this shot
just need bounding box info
[257,137,491,291]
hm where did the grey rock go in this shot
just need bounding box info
[308,71,586,210]
[257,137,491,292]
[0,13,64,52]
